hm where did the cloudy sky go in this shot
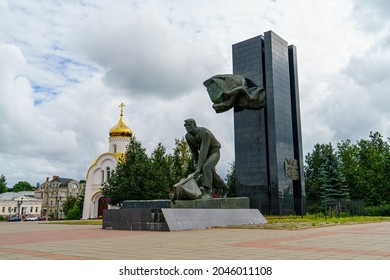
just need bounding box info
[1,0,390,187]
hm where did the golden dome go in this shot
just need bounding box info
[109,103,133,138]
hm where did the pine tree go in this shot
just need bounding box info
[305,144,328,210]
[318,158,332,211]
[306,143,349,213]
[319,144,349,204]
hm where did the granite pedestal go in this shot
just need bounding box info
[102,198,267,231]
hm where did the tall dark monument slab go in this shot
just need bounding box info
[232,31,305,215]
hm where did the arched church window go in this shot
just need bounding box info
[113,144,117,153]
[106,167,111,179]
[101,170,105,183]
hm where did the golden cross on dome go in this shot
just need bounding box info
[119,102,125,116]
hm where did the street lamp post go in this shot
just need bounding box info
[17,197,23,220]
[42,181,50,221]
[56,196,58,220]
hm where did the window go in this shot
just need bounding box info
[1,207,4,213]
[35,207,38,213]
[30,207,33,213]
[106,167,111,180]
[101,170,105,183]
[113,144,117,153]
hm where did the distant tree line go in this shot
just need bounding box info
[0,175,35,194]
[305,132,390,214]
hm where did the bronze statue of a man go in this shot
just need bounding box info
[184,119,229,199]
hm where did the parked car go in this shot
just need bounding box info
[8,216,21,222]
[38,216,52,221]
[25,216,39,221]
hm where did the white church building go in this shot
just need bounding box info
[82,103,132,219]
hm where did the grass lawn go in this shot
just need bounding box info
[232,215,390,230]
[44,219,103,225]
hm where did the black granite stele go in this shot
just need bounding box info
[233,31,305,215]
[102,198,267,231]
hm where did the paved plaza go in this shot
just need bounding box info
[0,221,389,260]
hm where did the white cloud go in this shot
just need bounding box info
[351,0,390,32]
[0,43,37,150]
[74,2,226,99]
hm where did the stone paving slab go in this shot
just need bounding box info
[0,221,389,260]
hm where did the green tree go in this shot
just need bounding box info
[65,192,85,220]
[10,181,35,192]
[319,143,349,203]
[171,137,194,182]
[305,143,349,213]
[63,196,78,216]
[356,132,390,206]
[101,136,203,206]
[339,132,390,206]
[149,143,174,199]
[306,132,390,211]
[225,162,236,197]
[305,144,328,209]
[0,174,7,194]
[317,158,332,211]
[102,137,154,206]
[66,207,82,220]
[337,139,363,201]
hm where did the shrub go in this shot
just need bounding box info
[306,204,324,214]
[0,215,6,221]
[365,204,390,216]
[66,207,82,220]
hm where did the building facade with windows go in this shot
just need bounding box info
[0,192,42,219]
[35,176,85,219]
[82,103,132,219]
